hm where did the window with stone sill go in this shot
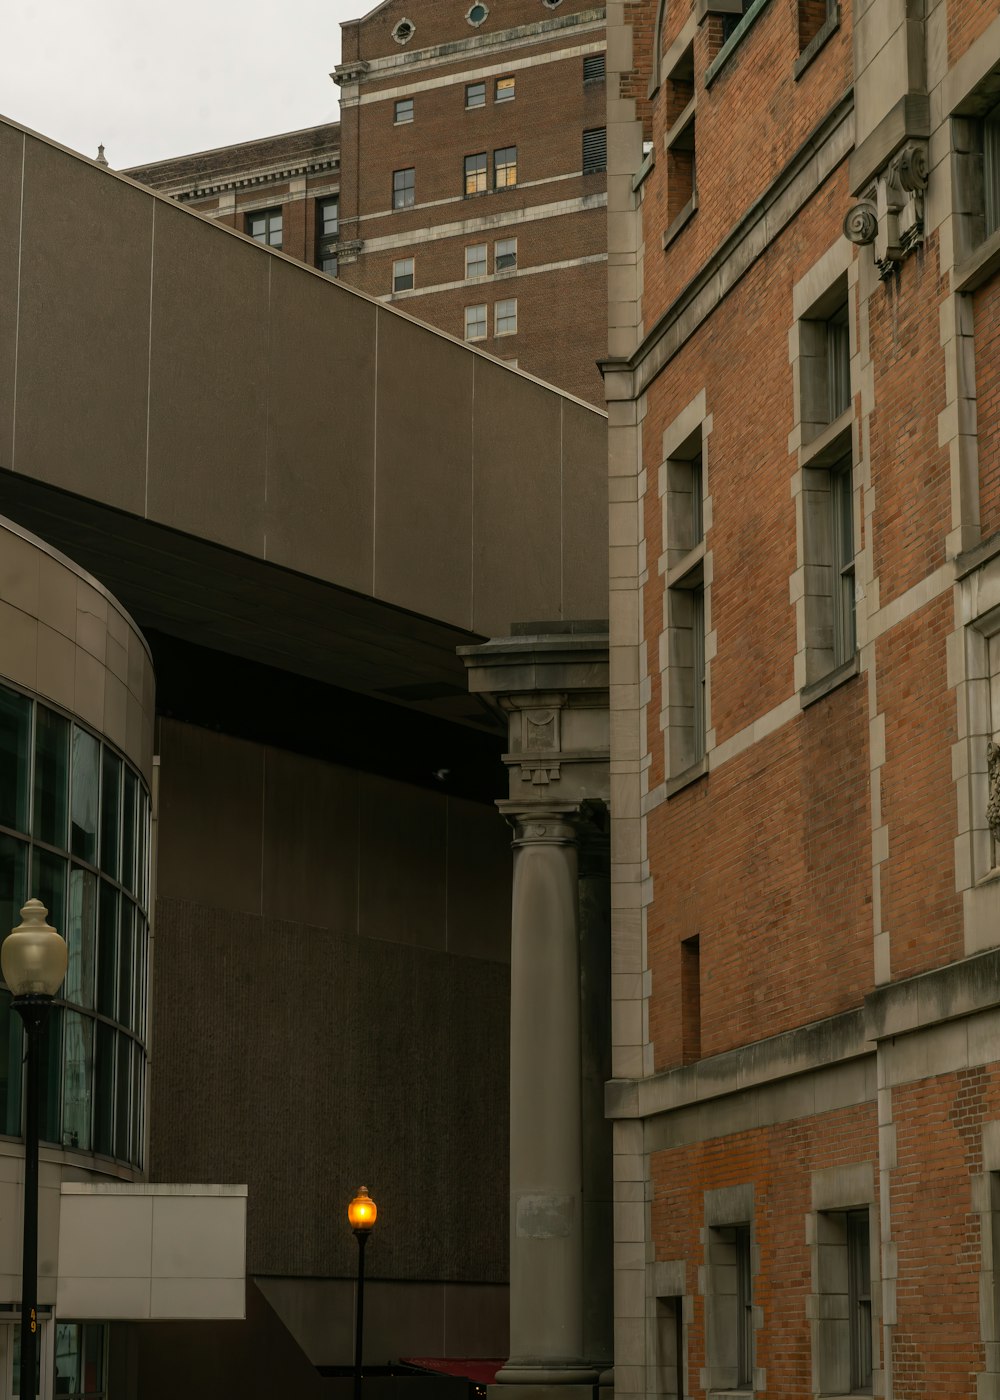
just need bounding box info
[394,98,414,124]
[952,80,1000,264]
[662,43,696,237]
[0,682,150,1169]
[705,1222,753,1389]
[656,1294,685,1400]
[665,435,707,775]
[465,303,487,340]
[815,1208,874,1395]
[466,81,486,109]
[392,166,415,209]
[466,243,487,277]
[495,237,517,271]
[392,257,414,292]
[495,75,515,102]
[495,298,517,336]
[494,146,518,189]
[465,151,487,195]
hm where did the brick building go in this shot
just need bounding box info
[126,0,608,406]
[602,0,1000,1392]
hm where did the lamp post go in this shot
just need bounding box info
[2,900,68,1400]
[348,1186,377,1400]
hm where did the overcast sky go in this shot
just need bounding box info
[1,0,362,170]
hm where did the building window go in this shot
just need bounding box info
[395,98,414,124]
[466,244,488,277]
[680,934,700,1063]
[495,298,517,335]
[247,207,282,248]
[320,255,338,277]
[665,437,706,775]
[392,257,414,292]
[815,1209,873,1394]
[465,152,488,195]
[53,1323,107,1400]
[827,303,851,420]
[318,198,339,238]
[494,146,517,189]
[466,82,486,108]
[797,279,851,441]
[495,75,516,102]
[0,681,150,1168]
[655,1295,685,1400]
[831,458,856,667]
[466,1,489,23]
[393,167,415,209]
[583,127,607,175]
[495,237,517,271]
[705,1222,753,1389]
[583,53,606,83]
[392,17,415,43]
[465,304,487,340]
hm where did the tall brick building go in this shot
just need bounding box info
[602,0,1000,1392]
[127,0,608,406]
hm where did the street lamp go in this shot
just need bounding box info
[348,1186,377,1400]
[2,900,68,1400]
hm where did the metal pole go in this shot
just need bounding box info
[353,1229,368,1400]
[15,999,48,1400]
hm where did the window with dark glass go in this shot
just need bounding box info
[318,197,339,238]
[495,237,517,271]
[393,257,414,292]
[0,681,149,1167]
[831,458,856,668]
[466,82,486,109]
[53,1322,107,1400]
[395,98,414,123]
[494,146,517,189]
[465,152,488,195]
[321,255,339,277]
[247,208,282,248]
[393,167,415,209]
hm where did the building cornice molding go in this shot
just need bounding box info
[336,7,605,88]
[169,156,340,203]
[600,88,854,402]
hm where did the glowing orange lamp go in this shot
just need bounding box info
[349,1187,377,1400]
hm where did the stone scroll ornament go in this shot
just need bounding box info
[843,140,929,278]
[988,741,1000,844]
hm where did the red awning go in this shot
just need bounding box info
[402,1359,504,1385]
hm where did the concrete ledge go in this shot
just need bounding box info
[865,946,1000,1040]
[848,93,930,195]
[605,1006,868,1120]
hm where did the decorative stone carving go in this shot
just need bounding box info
[843,203,878,246]
[987,740,1000,844]
[843,140,929,280]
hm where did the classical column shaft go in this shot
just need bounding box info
[499,811,596,1385]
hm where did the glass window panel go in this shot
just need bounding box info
[66,868,97,1009]
[464,304,487,340]
[394,99,413,123]
[99,747,121,878]
[12,1326,40,1396]
[139,790,149,912]
[83,1322,106,1395]
[131,1046,143,1167]
[985,107,1000,238]
[31,849,66,957]
[494,146,517,189]
[0,987,22,1135]
[464,152,487,195]
[319,197,339,235]
[0,686,31,834]
[54,1322,82,1395]
[495,237,517,271]
[495,75,515,101]
[135,918,148,1040]
[115,1033,131,1160]
[38,1005,62,1145]
[96,883,118,1020]
[118,901,134,1033]
[33,705,69,847]
[0,833,28,954]
[465,243,487,277]
[392,168,415,208]
[465,81,485,107]
[62,1010,93,1151]
[121,769,137,895]
[94,1021,115,1156]
[70,727,100,864]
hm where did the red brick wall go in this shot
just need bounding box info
[868,238,951,605]
[650,1103,879,1397]
[877,592,964,982]
[975,271,1000,539]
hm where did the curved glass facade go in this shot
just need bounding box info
[0,681,149,1168]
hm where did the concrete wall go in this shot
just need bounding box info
[0,113,607,642]
[149,718,511,1287]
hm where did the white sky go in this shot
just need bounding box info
[1,0,363,170]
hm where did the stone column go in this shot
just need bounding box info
[460,625,611,1400]
[498,804,597,1390]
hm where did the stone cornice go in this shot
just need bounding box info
[169,156,340,202]
[600,89,854,403]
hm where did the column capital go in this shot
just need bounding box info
[499,799,608,848]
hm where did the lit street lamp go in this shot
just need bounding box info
[348,1186,377,1400]
[2,900,68,1400]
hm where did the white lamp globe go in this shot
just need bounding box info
[2,900,68,998]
